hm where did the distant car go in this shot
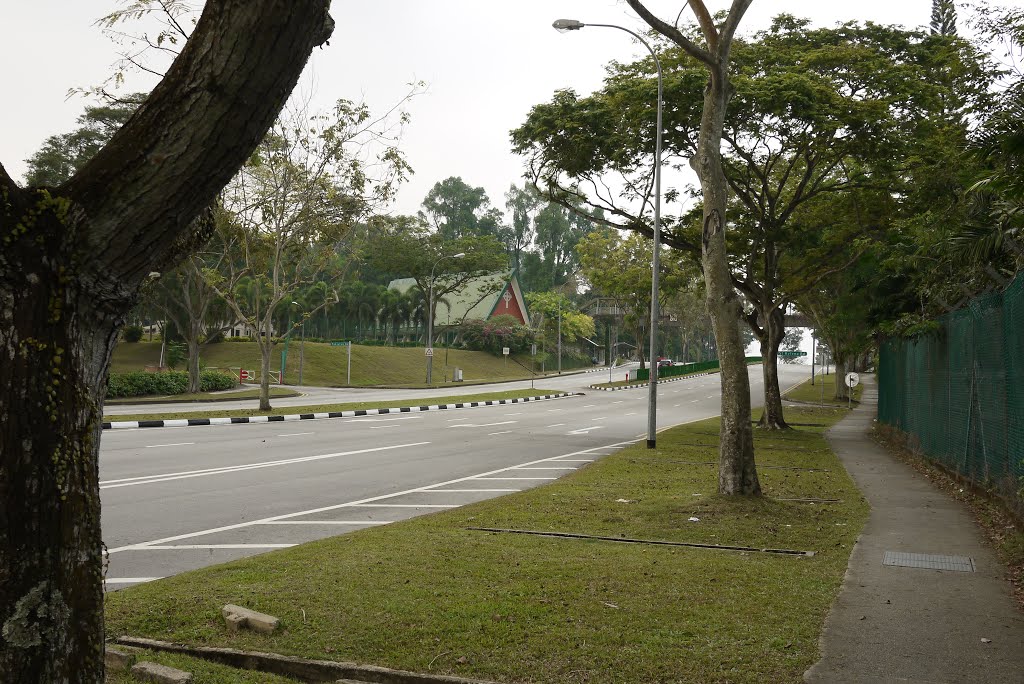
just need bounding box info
[657,358,673,368]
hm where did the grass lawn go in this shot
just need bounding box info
[106,406,868,683]
[783,371,863,406]
[105,387,300,405]
[104,388,564,422]
[112,341,564,388]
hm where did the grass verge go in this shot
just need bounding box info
[106,406,867,683]
[105,387,301,405]
[783,371,863,406]
[104,388,563,422]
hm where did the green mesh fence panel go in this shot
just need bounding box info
[879,274,1024,513]
[633,357,762,382]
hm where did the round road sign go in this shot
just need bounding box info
[845,372,860,388]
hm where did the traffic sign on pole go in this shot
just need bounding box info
[425,348,434,357]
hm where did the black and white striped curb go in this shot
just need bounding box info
[589,371,718,392]
[102,392,581,430]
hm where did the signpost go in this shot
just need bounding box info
[779,351,807,358]
[845,372,860,410]
[331,341,353,385]
[502,346,510,368]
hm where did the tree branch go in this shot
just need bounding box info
[63,0,334,290]
[626,0,715,67]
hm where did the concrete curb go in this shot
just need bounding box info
[102,392,580,430]
[116,636,499,684]
[588,371,717,392]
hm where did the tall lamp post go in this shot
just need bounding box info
[553,18,664,448]
[426,252,465,384]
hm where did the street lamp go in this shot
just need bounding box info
[426,252,465,384]
[553,18,664,448]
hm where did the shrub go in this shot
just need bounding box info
[460,315,535,354]
[123,325,144,343]
[107,370,238,398]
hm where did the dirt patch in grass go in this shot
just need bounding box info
[104,388,566,422]
[106,406,867,684]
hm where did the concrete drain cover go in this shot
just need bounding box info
[882,551,975,572]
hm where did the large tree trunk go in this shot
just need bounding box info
[757,308,789,429]
[0,206,114,681]
[259,337,273,411]
[0,3,333,681]
[692,66,760,496]
[834,357,849,401]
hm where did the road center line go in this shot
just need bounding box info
[546,423,566,428]
[100,442,430,490]
[448,421,517,428]
[144,442,194,449]
[277,432,314,437]
[488,430,513,436]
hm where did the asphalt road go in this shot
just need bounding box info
[100,363,809,589]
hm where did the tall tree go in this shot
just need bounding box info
[503,182,540,272]
[213,92,411,409]
[0,3,334,681]
[420,176,504,241]
[932,0,958,36]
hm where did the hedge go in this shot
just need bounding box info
[107,370,239,398]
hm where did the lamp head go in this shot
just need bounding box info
[553,18,585,32]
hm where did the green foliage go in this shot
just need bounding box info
[123,325,144,343]
[107,370,238,398]
[165,342,187,370]
[459,315,535,354]
[931,0,958,36]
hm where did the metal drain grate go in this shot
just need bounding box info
[882,551,975,572]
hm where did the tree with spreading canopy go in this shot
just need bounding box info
[0,3,334,680]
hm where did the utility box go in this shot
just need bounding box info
[453,368,463,382]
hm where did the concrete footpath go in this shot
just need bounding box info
[805,375,1024,683]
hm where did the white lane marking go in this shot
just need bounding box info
[474,476,558,481]
[140,544,296,550]
[612,400,624,404]
[625,412,637,416]
[351,416,422,423]
[546,408,564,412]
[422,488,521,493]
[591,416,607,420]
[546,423,567,428]
[691,400,699,403]
[104,577,163,584]
[674,404,681,408]
[488,430,513,436]
[582,404,596,408]
[256,520,391,526]
[568,426,605,435]
[100,442,430,489]
[347,504,457,508]
[369,426,402,430]
[277,432,314,437]
[448,421,517,428]
[108,442,635,554]
[514,466,578,470]
[504,412,523,416]
[706,395,716,399]
[144,442,194,449]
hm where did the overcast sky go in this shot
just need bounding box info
[4,0,1020,219]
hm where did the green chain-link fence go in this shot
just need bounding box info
[879,272,1024,514]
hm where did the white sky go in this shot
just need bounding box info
[5,0,1018,218]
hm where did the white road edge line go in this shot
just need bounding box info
[104,577,163,584]
[256,520,391,526]
[144,442,194,449]
[107,441,635,554]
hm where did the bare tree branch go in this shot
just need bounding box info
[625,0,714,67]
